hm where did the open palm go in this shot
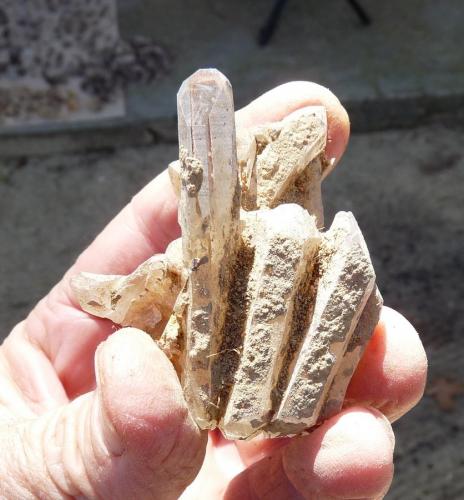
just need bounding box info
[0,83,427,499]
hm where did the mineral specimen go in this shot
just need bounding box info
[72,68,382,440]
[177,69,241,428]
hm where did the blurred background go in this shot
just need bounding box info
[0,1,463,497]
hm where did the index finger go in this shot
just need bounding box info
[236,81,350,166]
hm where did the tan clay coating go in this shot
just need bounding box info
[72,69,382,440]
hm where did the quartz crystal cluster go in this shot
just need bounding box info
[72,69,382,440]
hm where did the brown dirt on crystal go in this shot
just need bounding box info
[269,254,319,420]
[211,239,255,415]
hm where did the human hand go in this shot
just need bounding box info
[0,83,427,499]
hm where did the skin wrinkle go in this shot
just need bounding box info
[54,394,106,498]
[89,392,115,468]
[88,400,109,496]
[106,388,201,492]
[32,410,63,498]
[92,332,205,498]
[0,464,37,500]
[56,407,80,496]
[93,353,126,458]
[3,324,66,413]
[0,352,37,417]
[22,392,108,500]
[43,408,78,498]
[156,409,190,469]
[154,410,206,492]
[159,413,206,492]
[19,419,65,499]
[93,421,118,498]
[76,396,99,498]
[0,424,33,498]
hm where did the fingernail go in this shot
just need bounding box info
[366,406,396,451]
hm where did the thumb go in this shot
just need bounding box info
[1,328,206,499]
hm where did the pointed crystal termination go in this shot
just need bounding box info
[177,69,241,428]
[270,108,327,230]
[70,255,181,339]
[220,204,320,440]
[236,107,327,226]
[256,108,326,215]
[270,211,376,434]
[320,286,383,420]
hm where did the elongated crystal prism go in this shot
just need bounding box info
[177,69,241,428]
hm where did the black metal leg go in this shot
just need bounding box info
[258,0,289,47]
[257,0,371,48]
[346,0,371,26]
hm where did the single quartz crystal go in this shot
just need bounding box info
[320,286,383,421]
[72,68,383,440]
[177,69,241,428]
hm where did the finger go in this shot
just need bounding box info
[236,81,350,166]
[1,329,206,499]
[346,306,428,422]
[69,169,180,277]
[225,407,394,500]
[235,435,290,468]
